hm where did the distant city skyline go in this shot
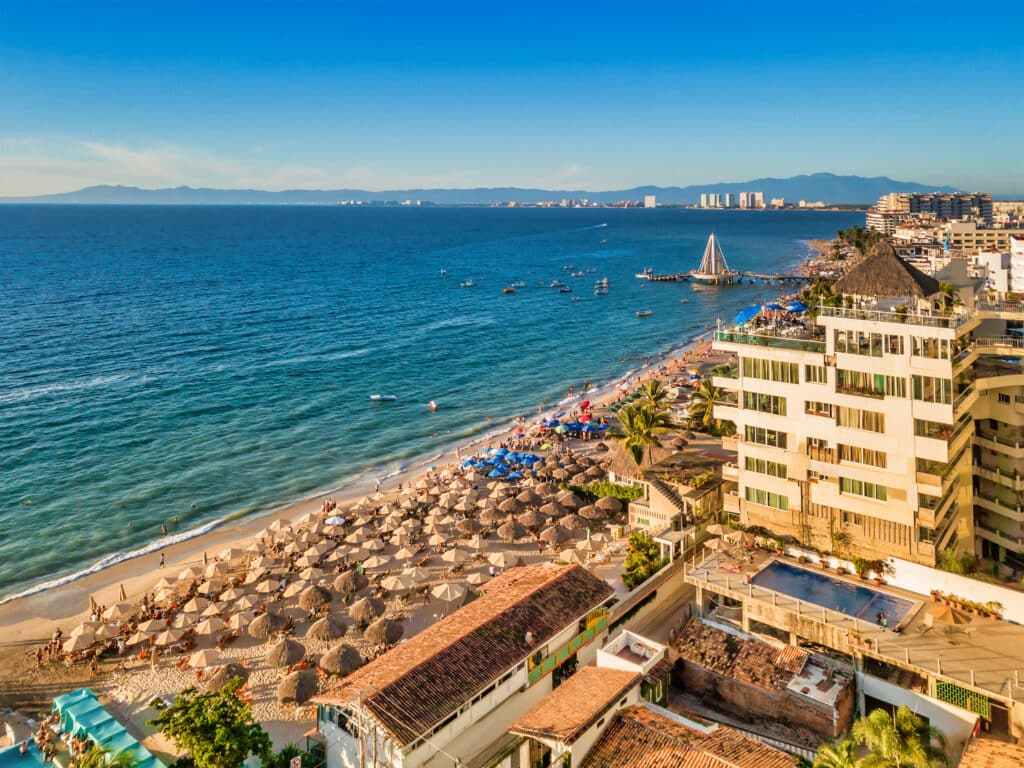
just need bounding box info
[1,2,1022,196]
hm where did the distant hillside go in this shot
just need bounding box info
[0,173,963,205]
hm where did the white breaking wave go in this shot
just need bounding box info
[0,373,138,406]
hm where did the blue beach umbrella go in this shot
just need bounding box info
[595,424,611,431]
[546,419,561,428]
[507,471,523,479]
[494,447,509,457]
[764,302,785,311]
[786,300,808,313]
[461,459,476,467]
[733,305,761,324]
[487,469,504,478]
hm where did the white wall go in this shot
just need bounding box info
[886,557,1024,624]
[859,672,977,764]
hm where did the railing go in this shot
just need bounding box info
[835,384,885,400]
[975,430,1024,450]
[714,331,825,353]
[974,489,1024,516]
[976,336,1024,349]
[977,300,1024,315]
[527,608,609,684]
[976,522,1024,548]
[953,383,976,413]
[818,305,968,329]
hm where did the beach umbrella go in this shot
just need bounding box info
[95,623,121,640]
[227,611,255,630]
[196,578,225,596]
[517,509,547,529]
[70,621,99,638]
[102,602,133,621]
[487,552,521,569]
[348,596,385,627]
[126,630,151,646]
[557,491,583,509]
[154,588,177,604]
[578,505,605,522]
[266,638,306,668]
[217,547,245,563]
[306,615,349,641]
[298,567,325,582]
[153,577,175,591]
[136,618,167,634]
[540,501,565,518]
[195,617,227,635]
[250,554,280,570]
[479,509,503,527]
[308,541,335,556]
[558,513,587,531]
[430,582,467,607]
[381,573,416,593]
[427,533,448,546]
[255,578,280,594]
[235,594,261,611]
[362,539,385,552]
[248,611,287,639]
[576,539,600,553]
[497,521,526,542]
[63,632,95,653]
[704,537,729,551]
[206,662,250,691]
[319,644,364,677]
[728,531,754,546]
[324,515,345,526]
[204,561,229,579]
[403,566,431,584]
[561,550,586,564]
[154,628,186,647]
[466,571,490,586]
[178,566,203,582]
[282,582,306,599]
[278,670,319,705]
[364,617,405,646]
[334,570,369,596]
[516,489,543,506]
[594,441,610,452]
[595,496,623,515]
[282,541,303,556]
[706,524,730,537]
[585,465,604,478]
[182,597,210,614]
[498,497,524,514]
[441,548,471,564]
[786,300,808,313]
[394,546,418,560]
[539,525,570,545]
[362,555,392,570]
[534,482,557,496]
[294,554,320,568]
[188,649,221,668]
[927,604,972,625]
[733,305,762,324]
[299,585,333,611]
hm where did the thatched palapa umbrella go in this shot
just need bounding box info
[594,496,623,515]
[833,239,939,299]
[578,505,606,522]
[558,513,587,531]
[539,525,569,545]
[497,520,527,542]
[498,497,523,514]
[334,570,369,596]
[364,617,404,646]
[278,669,319,704]
[349,596,384,627]
[266,637,306,668]
[206,662,249,690]
[320,644,363,677]
[248,611,287,639]
[299,585,333,612]
[455,518,482,536]
[517,509,547,529]
[479,509,503,527]
[307,615,349,641]
[557,491,583,509]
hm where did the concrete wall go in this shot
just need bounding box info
[886,557,1024,624]
[859,672,978,764]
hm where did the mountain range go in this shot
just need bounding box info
[0,173,963,206]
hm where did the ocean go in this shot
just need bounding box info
[0,205,861,600]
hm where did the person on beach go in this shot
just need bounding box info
[161,524,167,536]
[159,553,165,567]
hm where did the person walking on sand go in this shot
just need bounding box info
[159,553,165,568]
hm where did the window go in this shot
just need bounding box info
[835,330,884,357]
[842,510,864,526]
[745,456,788,478]
[743,391,787,415]
[836,406,885,433]
[745,486,789,510]
[912,336,950,359]
[840,477,888,500]
[805,364,828,384]
[999,393,1011,404]
[745,425,787,449]
[912,375,953,404]
[742,357,799,383]
[837,370,906,398]
[838,444,887,468]
[886,334,905,355]
[805,400,834,417]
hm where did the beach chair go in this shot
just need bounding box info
[917,613,935,634]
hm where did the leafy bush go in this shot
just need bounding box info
[622,532,666,590]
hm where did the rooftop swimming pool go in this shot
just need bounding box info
[751,561,915,625]
[0,742,47,768]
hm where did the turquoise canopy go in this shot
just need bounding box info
[52,689,166,768]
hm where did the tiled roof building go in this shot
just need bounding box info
[959,737,1024,768]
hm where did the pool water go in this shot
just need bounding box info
[751,561,914,625]
[0,742,47,768]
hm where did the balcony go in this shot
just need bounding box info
[974,463,1024,491]
[527,608,609,685]
[806,445,835,464]
[724,492,740,514]
[818,305,968,329]
[976,522,1024,552]
[835,383,885,400]
[714,330,825,353]
[953,382,977,414]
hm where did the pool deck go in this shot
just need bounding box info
[685,550,1024,708]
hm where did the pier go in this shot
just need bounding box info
[636,271,808,284]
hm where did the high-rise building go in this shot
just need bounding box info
[753,192,765,209]
[700,193,709,208]
[724,193,734,208]
[713,241,1024,569]
[867,193,994,232]
[643,195,656,209]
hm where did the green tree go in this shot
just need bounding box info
[149,678,273,768]
[77,745,140,768]
[813,739,857,768]
[621,531,665,589]
[637,379,670,413]
[851,705,948,768]
[263,744,315,768]
[687,380,724,432]
[617,404,672,466]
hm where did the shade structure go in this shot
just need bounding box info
[102,602,133,621]
[539,525,570,545]
[181,597,211,614]
[235,595,260,611]
[516,489,543,506]
[394,546,418,560]
[334,570,369,595]
[558,513,587,531]
[441,548,471,563]
[703,537,729,551]
[206,662,250,690]
[248,611,287,639]
[254,579,280,594]
[319,643,364,677]
[455,518,482,536]
[266,637,306,668]
[539,501,564,518]
[576,539,600,553]
[561,549,586,564]
[556,491,583,509]
[178,566,203,581]
[578,505,606,522]
[479,509,503,527]
[362,539,385,552]
[497,521,527,542]
[299,585,333,611]
[196,580,223,596]
[517,509,548,529]
[153,577,175,591]
[705,523,730,537]
[154,628,185,647]
[927,604,973,625]
[786,300,808,313]
[63,632,95,653]
[217,546,245,563]
[594,496,623,514]
[298,567,325,582]
[362,555,392,570]
[363,616,405,646]
[430,582,467,606]
[201,602,224,617]
[195,617,227,635]
[227,611,255,630]
[466,571,489,586]
[306,615,349,641]
[380,573,416,593]
[498,497,523,514]
[487,552,522,569]
[403,566,431,584]
[733,305,762,324]
[188,649,221,668]
[427,533,448,546]
[278,669,319,704]
[204,561,229,579]
[348,596,385,627]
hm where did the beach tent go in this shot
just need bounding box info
[763,302,785,311]
[786,300,808,313]
[733,305,761,324]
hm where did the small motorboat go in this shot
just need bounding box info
[512,281,526,288]
[460,279,475,288]
[595,277,609,288]
[503,286,516,294]
[370,394,397,402]
[571,296,582,302]
[594,287,608,296]
[634,268,654,279]
[635,310,653,318]
[559,287,573,294]
[550,280,567,288]
[680,299,689,303]
[440,269,448,276]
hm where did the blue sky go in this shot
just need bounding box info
[1,1,1022,194]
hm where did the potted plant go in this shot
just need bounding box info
[871,559,886,585]
[853,557,870,580]
[820,558,829,570]
[930,589,941,603]
[986,601,1003,621]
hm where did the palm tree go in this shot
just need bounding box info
[77,745,140,768]
[617,404,671,466]
[813,739,857,768]
[637,379,670,413]
[935,281,962,314]
[852,706,948,768]
[687,380,724,432]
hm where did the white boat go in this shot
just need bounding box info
[440,269,448,276]
[594,287,608,296]
[634,268,654,279]
[512,281,526,288]
[635,310,653,318]
[370,394,397,402]
[595,277,609,288]
[460,279,475,288]
[550,280,567,288]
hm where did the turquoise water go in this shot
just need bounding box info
[0,206,861,599]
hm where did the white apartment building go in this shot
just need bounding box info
[643,194,656,208]
[1011,236,1024,293]
[313,564,614,768]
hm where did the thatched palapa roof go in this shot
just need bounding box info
[834,239,939,299]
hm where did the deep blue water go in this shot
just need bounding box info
[0,205,861,599]
[752,561,914,624]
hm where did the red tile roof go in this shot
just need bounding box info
[509,666,640,744]
[959,737,1024,768]
[581,706,800,768]
[314,563,613,746]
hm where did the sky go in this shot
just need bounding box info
[1,1,1022,195]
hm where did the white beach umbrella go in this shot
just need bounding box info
[204,561,229,579]
[196,579,223,596]
[153,577,176,591]
[362,539,385,552]
[136,618,167,634]
[394,546,418,560]
[63,632,95,653]
[283,581,307,599]
[363,555,392,570]
[380,573,416,593]
[255,578,280,594]
[235,594,262,611]
[227,611,255,630]
[182,597,210,614]
[466,571,490,586]
[403,567,431,584]
[298,567,325,581]
[201,602,224,617]
[295,554,320,568]
[178,566,203,582]
[427,533,449,547]
[126,631,150,646]
[154,588,177,604]
[219,587,248,602]
[154,628,185,647]
[102,602,133,621]
[308,541,335,556]
[195,617,227,635]
[250,554,280,570]
[441,548,471,564]
[217,546,245,563]
[188,649,222,668]
[70,621,99,638]
[245,568,269,585]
